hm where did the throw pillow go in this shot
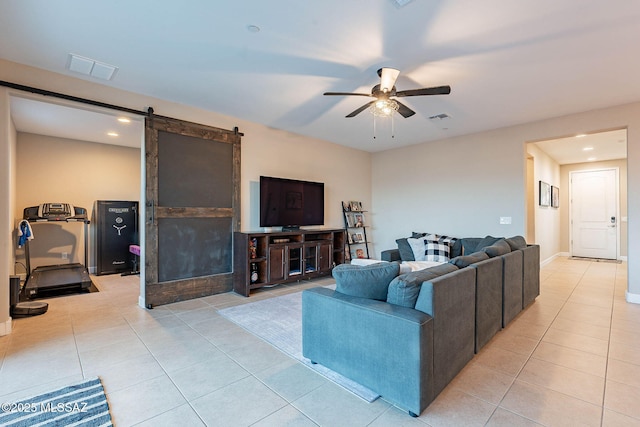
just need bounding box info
[482,239,512,257]
[505,235,527,250]
[395,238,415,261]
[407,237,427,261]
[387,263,459,308]
[333,262,400,301]
[449,251,489,268]
[425,239,450,262]
[407,234,438,261]
[475,235,502,251]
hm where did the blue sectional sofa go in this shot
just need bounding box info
[301,235,540,416]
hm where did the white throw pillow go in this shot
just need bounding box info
[407,234,437,261]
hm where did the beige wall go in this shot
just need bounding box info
[0,59,373,326]
[560,159,627,257]
[14,133,141,272]
[527,143,562,262]
[0,87,17,334]
[373,102,640,301]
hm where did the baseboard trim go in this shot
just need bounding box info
[626,291,640,305]
[0,317,12,336]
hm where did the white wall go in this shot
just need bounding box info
[372,102,640,302]
[527,143,561,262]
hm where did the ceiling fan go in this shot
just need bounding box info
[324,67,451,118]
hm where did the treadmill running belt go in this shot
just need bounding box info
[25,263,92,298]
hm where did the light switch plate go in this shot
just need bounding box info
[500,217,512,225]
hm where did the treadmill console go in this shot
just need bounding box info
[24,203,88,222]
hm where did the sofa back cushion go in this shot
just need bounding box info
[505,235,527,250]
[449,250,489,268]
[387,263,459,308]
[333,262,400,301]
[482,239,512,257]
[395,232,428,261]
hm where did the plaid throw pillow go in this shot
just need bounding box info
[437,235,458,247]
[424,239,450,262]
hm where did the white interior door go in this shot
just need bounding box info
[570,168,618,259]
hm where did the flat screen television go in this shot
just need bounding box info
[259,176,324,229]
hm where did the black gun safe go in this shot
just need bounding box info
[95,200,139,275]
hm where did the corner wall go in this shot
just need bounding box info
[0,88,17,335]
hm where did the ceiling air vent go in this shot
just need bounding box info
[67,53,118,81]
[429,113,451,120]
[391,0,414,8]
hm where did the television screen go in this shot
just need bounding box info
[259,176,324,228]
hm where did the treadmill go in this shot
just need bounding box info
[23,203,92,298]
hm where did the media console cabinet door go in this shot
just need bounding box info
[145,116,240,306]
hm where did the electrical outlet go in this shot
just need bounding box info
[499,217,512,225]
[61,252,69,259]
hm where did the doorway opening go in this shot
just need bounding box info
[9,93,145,303]
[526,128,627,262]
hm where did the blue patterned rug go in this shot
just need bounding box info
[0,377,112,426]
[219,290,380,402]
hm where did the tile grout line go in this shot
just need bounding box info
[487,260,588,426]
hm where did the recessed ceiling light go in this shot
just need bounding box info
[117,117,131,123]
[583,147,594,151]
[107,132,119,137]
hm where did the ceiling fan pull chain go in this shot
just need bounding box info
[373,115,377,140]
[392,114,395,139]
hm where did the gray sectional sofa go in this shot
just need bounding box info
[301,235,540,417]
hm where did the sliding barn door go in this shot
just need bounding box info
[145,115,241,306]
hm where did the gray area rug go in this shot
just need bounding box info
[218,289,380,402]
[0,377,112,426]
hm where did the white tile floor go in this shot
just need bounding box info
[1,257,638,426]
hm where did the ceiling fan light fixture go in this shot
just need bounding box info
[370,99,399,117]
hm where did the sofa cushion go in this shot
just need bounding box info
[387,263,459,308]
[505,235,527,250]
[407,234,438,261]
[475,235,502,251]
[449,251,489,268]
[425,239,450,262]
[482,239,512,257]
[395,232,428,261]
[395,238,414,261]
[460,238,482,255]
[333,262,400,301]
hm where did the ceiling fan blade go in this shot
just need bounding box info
[324,92,372,97]
[395,85,451,97]
[395,100,416,118]
[346,101,376,118]
[379,67,400,93]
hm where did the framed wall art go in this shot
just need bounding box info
[539,181,551,206]
[551,186,559,208]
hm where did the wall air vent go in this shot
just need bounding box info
[67,53,118,81]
